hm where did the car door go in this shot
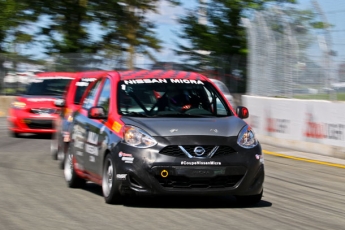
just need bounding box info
[72,79,103,171]
[84,78,112,175]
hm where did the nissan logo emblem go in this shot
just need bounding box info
[194,146,206,156]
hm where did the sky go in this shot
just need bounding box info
[14,0,345,71]
[150,0,345,63]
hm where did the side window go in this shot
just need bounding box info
[204,85,228,116]
[82,80,102,110]
[215,98,227,115]
[96,78,111,114]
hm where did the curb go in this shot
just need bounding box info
[263,150,345,169]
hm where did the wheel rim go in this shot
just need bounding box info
[64,151,73,182]
[102,158,113,197]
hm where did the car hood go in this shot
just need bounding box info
[16,95,61,108]
[120,116,247,137]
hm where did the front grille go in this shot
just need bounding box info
[159,145,236,158]
[30,108,58,115]
[25,119,53,129]
[155,175,243,189]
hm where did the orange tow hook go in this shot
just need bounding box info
[161,169,168,178]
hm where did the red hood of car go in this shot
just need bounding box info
[16,96,60,113]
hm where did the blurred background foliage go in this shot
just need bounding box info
[2,0,325,96]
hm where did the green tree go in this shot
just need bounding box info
[175,0,296,92]
[31,0,103,71]
[92,0,180,70]
[0,0,39,92]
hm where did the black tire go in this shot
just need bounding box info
[9,131,20,138]
[64,145,86,188]
[51,134,58,160]
[235,190,263,206]
[57,143,67,170]
[102,154,122,204]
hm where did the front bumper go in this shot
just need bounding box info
[8,108,58,134]
[113,137,264,196]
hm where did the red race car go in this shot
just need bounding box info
[7,72,78,137]
[51,71,111,164]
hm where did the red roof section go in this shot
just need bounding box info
[118,70,209,81]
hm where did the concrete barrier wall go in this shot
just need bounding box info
[242,95,345,159]
[0,96,15,117]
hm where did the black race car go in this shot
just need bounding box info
[63,70,264,205]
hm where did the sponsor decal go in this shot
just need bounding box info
[116,174,127,180]
[170,129,178,133]
[76,151,83,156]
[255,154,264,164]
[87,131,98,145]
[81,78,97,82]
[123,79,204,85]
[304,113,345,140]
[89,156,95,162]
[112,121,122,133]
[76,82,89,87]
[249,115,260,129]
[119,151,134,163]
[74,139,84,149]
[85,144,98,156]
[73,125,86,137]
[266,110,290,134]
[181,161,221,166]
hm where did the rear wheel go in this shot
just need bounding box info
[235,190,263,206]
[102,154,122,204]
[64,145,86,188]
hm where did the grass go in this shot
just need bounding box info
[294,93,345,101]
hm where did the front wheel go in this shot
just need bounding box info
[102,154,122,204]
[64,145,86,188]
[9,131,20,138]
[235,190,263,206]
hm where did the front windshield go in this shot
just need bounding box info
[26,77,72,96]
[118,78,232,117]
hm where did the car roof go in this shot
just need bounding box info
[117,70,210,81]
[35,72,79,78]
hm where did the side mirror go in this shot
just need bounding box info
[88,106,107,119]
[54,98,65,107]
[236,106,249,119]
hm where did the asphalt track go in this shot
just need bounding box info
[0,118,344,230]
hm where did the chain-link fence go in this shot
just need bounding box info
[244,3,339,100]
[0,52,246,96]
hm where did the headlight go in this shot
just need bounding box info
[122,125,157,148]
[12,101,26,109]
[237,125,258,149]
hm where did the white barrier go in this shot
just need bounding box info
[242,95,345,159]
[0,96,15,117]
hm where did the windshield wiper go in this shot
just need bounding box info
[122,112,150,117]
[153,113,214,118]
